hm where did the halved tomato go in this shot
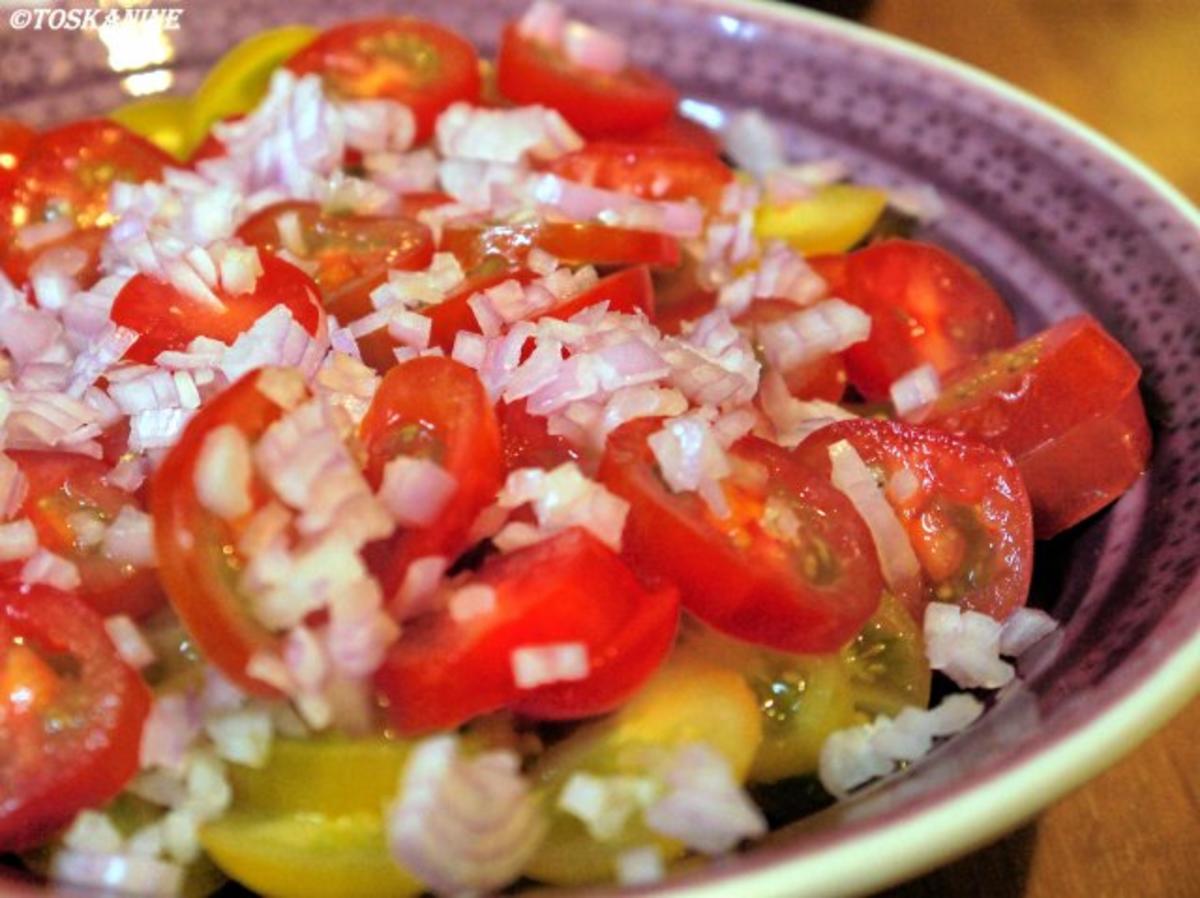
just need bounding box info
[811,240,1017,400]
[0,118,35,196]
[498,399,580,473]
[497,23,676,139]
[620,116,722,155]
[600,420,882,653]
[441,219,680,272]
[920,315,1151,538]
[359,357,503,598]
[287,18,481,142]
[543,142,731,207]
[0,585,150,851]
[1,451,163,619]
[374,528,680,733]
[736,299,848,402]
[151,370,295,695]
[793,418,1033,622]
[110,250,325,363]
[0,120,172,285]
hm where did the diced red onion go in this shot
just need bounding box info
[448,584,497,623]
[104,615,156,669]
[563,20,628,74]
[756,299,870,371]
[923,602,1014,689]
[67,510,106,549]
[0,518,38,562]
[66,325,139,398]
[378,456,458,528]
[102,506,157,569]
[889,363,941,419]
[498,462,629,551]
[0,454,29,521]
[105,456,149,494]
[365,148,440,194]
[647,415,732,517]
[194,424,254,520]
[617,846,665,886]
[49,850,184,897]
[757,369,856,448]
[888,184,946,222]
[723,109,786,178]
[998,607,1058,657]
[0,305,63,368]
[394,555,450,621]
[512,642,589,689]
[518,0,567,44]
[129,408,190,452]
[20,548,82,590]
[16,217,75,251]
[436,102,582,165]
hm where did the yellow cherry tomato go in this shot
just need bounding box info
[839,593,932,718]
[524,650,763,886]
[754,183,889,255]
[190,24,319,142]
[108,95,195,161]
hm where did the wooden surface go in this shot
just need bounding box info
[862,2,1200,896]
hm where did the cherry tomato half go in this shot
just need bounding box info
[111,250,325,363]
[374,528,680,734]
[0,585,150,851]
[0,120,171,285]
[359,357,503,599]
[920,315,1151,538]
[1,451,163,619]
[441,218,680,272]
[543,142,731,207]
[793,418,1033,622]
[600,420,883,653]
[812,240,1017,400]
[0,118,35,196]
[287,18,481,143]
[620,116,722,155]
[497,23,676,139]
[498,399,580,473]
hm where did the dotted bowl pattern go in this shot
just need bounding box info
[1,1,1197,895]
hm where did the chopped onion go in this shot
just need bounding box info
[394,555,450,620]
[647,415,732,517]
[104,615,156,669]
[49,849,183,897]
[722,109,786,178]
[998,607,1058,657]
[0,454,29,520]
[204,708,273,769]
[827,439,921,595]
[511,642,589,689]
[563,20,628,74]
[102,506,157,569]
[558,773,657,841]
[0,518,37,562]
[20,548,81,590]
[617,846,666,886]
[378,456,458,528]
[518,0,567,44]
[448,584,497,622]
[194,424,254,520]
[497,462,629,551]
[889,363,941,419]
[755,299,870,371]
[923,602,1015,689]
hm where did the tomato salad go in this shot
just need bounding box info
[0,2,1151,896]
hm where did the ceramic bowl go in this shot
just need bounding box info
[0,1,1197,896]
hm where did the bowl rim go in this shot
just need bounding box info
[632,0,1200,895]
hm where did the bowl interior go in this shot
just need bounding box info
[1,1,1198,896]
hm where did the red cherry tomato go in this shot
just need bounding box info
[793,419,1034,622]
[0,120,172,285]
[0,585,150,851]
[396,190,454,218]
[920,316,1151,538]
[600,419,882,653]
[373,528,680,734]
[110,250,325,363]
[736,299,848,402]
[547,264,655,322]
[151,370,294,696]
[498,399,580,473]
[811,240,1017,400]
[0,118,35,195]
[543,142,732,207]
[359,357,503,598]
[424,264,534,353]
[287,18,481,143]
[0,452,163,619]
[497,23,676,139]
[441,218,680,272]
[620,116,722,155]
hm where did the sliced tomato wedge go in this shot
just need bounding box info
[810,240,1017,400]
[0,585,150,851]
[110,250,325,363]
[373,528,680,734]
[543,142,732,207]
[0,118,35,196]
[499,399,580,473]
[441,219,680,272]
[920,315,1151,538]
[359,357,503,598]
[600,419,882,653]
[151,370,295,695]
[0,120,172,286]
[793,419,1034,622]
[287,18,481,142]
[497,23,676,139]
[737,299,848,402]
[1,451,163,619]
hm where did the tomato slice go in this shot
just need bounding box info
[543,142,732,207]
[600,419,883,653]
[374,528,680,734]
[0,585,150,851]
[441,218,680,272]
[550,263,655,321]
[811,240,1018,400]
[497,23,676,139]
[423,264,531,353]
[498,399,581,473]
[359,357,503,598]
[111,250,325,364]
[1,451,163,619]
[286,18,481,143]
[737,299,848,402]
[793,418,1033,622]
[0,120,172,285]
[920,315,1151,538]
[0,118,35,196]
[619,116,722,155]
[150,370,294,695]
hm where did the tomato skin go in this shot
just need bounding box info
[793,418,1033,622]
[373,528,680,734]
[151,371,292,696]
[359,357,503,598]
[497,24,676,139]
[0,120,171,285]
[813,240,1017,400]
[0,585,151,851]
[920,315,1150,538]
[543,142,732,207]
[424,266,532,353]
[0,118,35,195]
[548,264,655,322]
[441,219,680,272]
[499,399,581,473]
[736,299,848,402]
[1,451,163,619]
[111,250,325,363]
[619,116,722,155]
[600,419,883,654]
[287,18,481,142]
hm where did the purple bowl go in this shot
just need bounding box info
[1,1,1197,896]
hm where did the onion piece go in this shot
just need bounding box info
[889,363,941,419]
[562,21,628,74]
[104,615,156,670]
[194,424,254,520]
[49,849,184,897]
[0,518,38,563]
[923,602,1014,689]
[378,456,458,528]
[998,607,1058,658]
[511,642,589,689]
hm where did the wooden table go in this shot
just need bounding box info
[863,2,1200,896]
